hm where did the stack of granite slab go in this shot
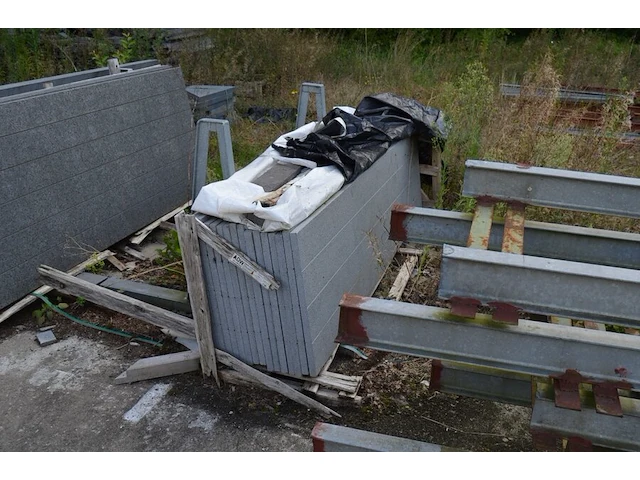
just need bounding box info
[197,137,421,377]
[0,63,193,309]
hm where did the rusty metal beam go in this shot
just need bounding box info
[389,205,640,270]
[336,294,640,389]
[439,245,640,329]
[462,160,640,219]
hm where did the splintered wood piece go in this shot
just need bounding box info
[214,349,341,418]
[388,255,418,301]
[175,213,219,385]
[194,217,280,290]
[37,265,195,338]
[129,201,190,245]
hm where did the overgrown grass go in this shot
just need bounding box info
[178,29,639,232]
[3,29,638,231]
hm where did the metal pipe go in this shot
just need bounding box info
[389,205,640,270]
[337,294,640,389]
[462,160,640,218]
[439,245,640,328]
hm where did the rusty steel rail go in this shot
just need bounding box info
[439,244,640,328]
[462,160,640,218]
[432,361,640,413]
[390,205,640,270]
[336,294,640,390]
[531,398,640,451]
[311,422,451,452]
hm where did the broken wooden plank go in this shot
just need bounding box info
[129,201,191,245]
[106,254,127,271]
[215,348,340,418]
[158,221,177,231]
[175,213,219,385]
[419,164,440,177]
[0,250,115,325]
[398,247,422,256]
[194,217,280,290]
[122,246,148,262]
[388,255,418,301]
[37,265,195,338]
[114,350,201,384]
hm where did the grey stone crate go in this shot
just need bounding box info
[0,65,193,309]
[198,137,420,377]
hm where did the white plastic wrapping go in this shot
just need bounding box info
[191,121,346,232]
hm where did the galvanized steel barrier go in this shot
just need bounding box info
[338,159,640,451]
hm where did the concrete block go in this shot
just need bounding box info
[36,329,57,347]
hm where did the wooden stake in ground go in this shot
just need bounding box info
[175,212,219,385]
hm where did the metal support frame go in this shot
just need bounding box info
[439,244,640,328]
[462,160,640,218]
[390,205,640,270]
[296,82,327,129]
[531,398,640,451]
[192,118,235,200]
[311,422,449,452]
[336,294,640,389]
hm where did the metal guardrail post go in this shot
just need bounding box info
[192,118,235,200]
[296,82,327,129]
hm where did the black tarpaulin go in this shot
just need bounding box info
[272,93,448,183]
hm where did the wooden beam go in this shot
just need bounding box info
[194,217,280,290]
[122,246,148,262]
[175,213,219,385]
[129,201,190,245]
[214,349,341,418]
[419,164,440,177]
[106,254,126,272]
[114,350,201,384]
[37,265,195,338]
[398,247,422,256]
[0,250,114,325]
[388,255,418,301]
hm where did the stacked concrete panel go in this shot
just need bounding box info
[197,138,421,376]
[186,85,235,120]
[0,65,194,309]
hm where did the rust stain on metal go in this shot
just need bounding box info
[530,428,561,452]
[336,294,369,345]
[551,369,583,411]
[389,204,412,241]
[488,302,520,324]
[449,297,481,318]
[615,366,628,377]
[429,360,443,392]
[501,202,526,254]
[567,436,593,452]
[592,383,624,417]
[467,201,494,249]
[311,422,326,452]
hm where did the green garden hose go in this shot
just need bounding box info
[31,293,163,347]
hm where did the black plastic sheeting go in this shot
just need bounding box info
[272,93,448,183]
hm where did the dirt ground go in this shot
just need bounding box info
[0,236,535,452]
